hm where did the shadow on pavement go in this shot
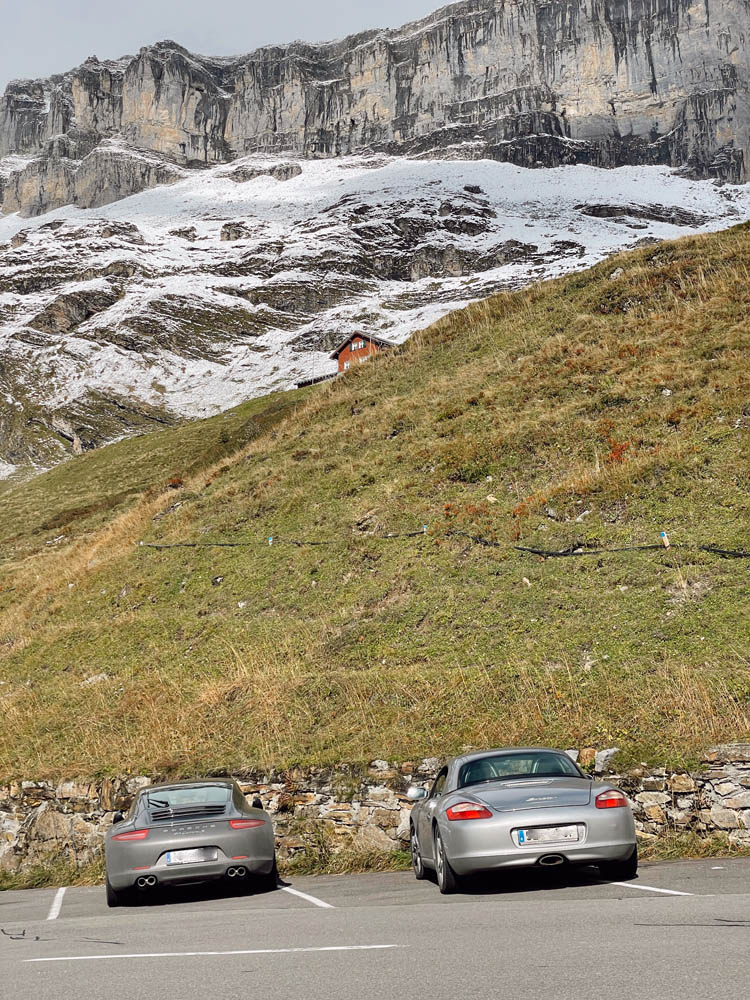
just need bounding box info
[449,864,635,896]
[120,877,280,908]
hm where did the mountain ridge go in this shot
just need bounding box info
[1,0,748,218]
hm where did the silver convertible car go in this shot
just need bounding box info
[408,747,637,893]
[105,779,277,906]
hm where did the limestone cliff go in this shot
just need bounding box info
[0,0,748,216]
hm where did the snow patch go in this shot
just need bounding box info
[1,155,748,470]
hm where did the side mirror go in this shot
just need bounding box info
[252,797,263,810]
[112,811,125,824]
[406,786,427,801]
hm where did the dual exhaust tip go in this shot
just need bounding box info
[135,866,248,888]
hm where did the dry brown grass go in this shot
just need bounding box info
[638,832,750,862]
[0,224,748,779]
[279,823,412,876]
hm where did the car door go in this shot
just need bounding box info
[418,767,448,862]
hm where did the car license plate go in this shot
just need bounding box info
[165,848,218,866]
[518,825,579,845]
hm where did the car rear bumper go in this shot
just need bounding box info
[449,840,635,875]
[441,804,636,875]
[108,849,275,890]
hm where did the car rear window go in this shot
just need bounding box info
[458,752,581,787]
[145,784,230,820]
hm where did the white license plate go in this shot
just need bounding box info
[165,848,218,866]
[518,825,579,845]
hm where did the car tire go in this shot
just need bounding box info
[434,828,460,895]
[410,826,426,880]
[106,876,130,908]
[257,856,279,892]
[599,844,638,882]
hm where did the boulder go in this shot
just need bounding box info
[709,805,741,830]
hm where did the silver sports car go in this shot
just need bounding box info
[407,747,637,893]
[105,779,277,906]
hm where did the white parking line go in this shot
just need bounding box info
[26,945,400,964]
[281,885,335,909]
[46,888,66,921]
[611,881,693,896]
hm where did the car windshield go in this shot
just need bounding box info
[145,785,230,810]
[458,752,582,788]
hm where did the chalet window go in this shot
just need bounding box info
[344,361,351,370]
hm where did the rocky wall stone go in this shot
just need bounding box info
[2,746,750,875]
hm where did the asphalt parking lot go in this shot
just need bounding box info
[2,859,748,1000]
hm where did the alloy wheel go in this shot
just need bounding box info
[411,827,425,879]
[435,832,445,887]
[434,828,458,894]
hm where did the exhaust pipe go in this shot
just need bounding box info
[136,875,158,889]
[538,854,565,867]
[227,866,247,879]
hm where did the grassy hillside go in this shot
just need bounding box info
[1,225,748,780]
[0,388,307,564]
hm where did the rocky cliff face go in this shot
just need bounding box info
[1,0,748,217]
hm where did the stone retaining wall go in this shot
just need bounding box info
[2,746,749,875]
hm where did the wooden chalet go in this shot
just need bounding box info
[329,334,395,373]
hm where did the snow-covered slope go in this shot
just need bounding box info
[1,154,748,477]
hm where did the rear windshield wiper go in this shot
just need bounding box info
[147,797,171,808]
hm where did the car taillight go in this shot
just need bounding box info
[112,829,149,841]
[446,802,493,821]
[595,790,628,809]
[229,819,266,829]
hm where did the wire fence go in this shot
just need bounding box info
[138,530,750,559]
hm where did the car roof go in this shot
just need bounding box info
[449,747,574,768]
[138,779,235,794]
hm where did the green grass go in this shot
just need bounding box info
[281,849,413,877]
[0,387,308,565]
[0,225,748,780]
[0,854,105,891]
[279,823,413,876]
